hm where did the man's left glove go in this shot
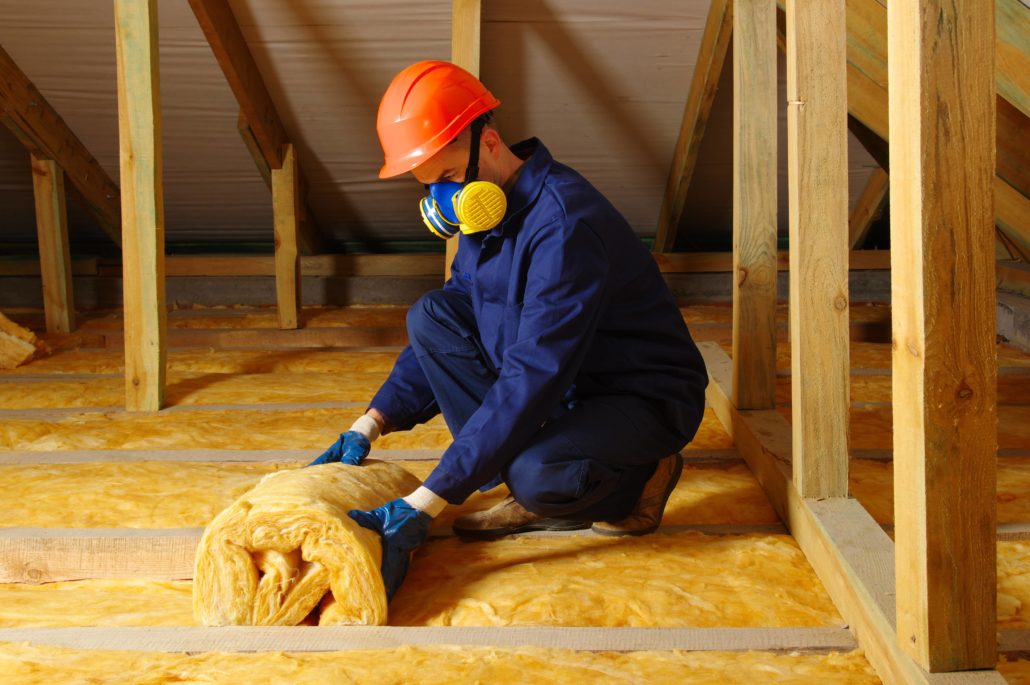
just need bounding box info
[308,414,381,467]
[349,498,432,600]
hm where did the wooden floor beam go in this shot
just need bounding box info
[0,625,857,654]
[115,0,167,412]
[888,0,998,671]
[731,0,778,410]
[30,153,75,333]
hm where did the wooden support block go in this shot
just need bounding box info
[0,625,858,654]
[0,528,197,583]
[272,143,301,330]
[444,0,482,281]
[848,167,889,250]
[0,46,121,246]
[654,0,733,253]
[115,0,168,413]
[699,343,1007,685]
[888,0,998,671]
[785,0,850,498]
[732,0,778,410]
[30,153,76,334]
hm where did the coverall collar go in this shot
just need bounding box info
[497,138,552,234]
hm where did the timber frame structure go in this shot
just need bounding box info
[0,0,1027,682]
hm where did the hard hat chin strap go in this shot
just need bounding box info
[463,116,486,184]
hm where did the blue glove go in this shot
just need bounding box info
[307,431,371,467]
[349,499,432,600]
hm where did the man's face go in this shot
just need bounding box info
[411,128,501,186]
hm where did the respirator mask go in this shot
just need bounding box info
[419,117,507,239]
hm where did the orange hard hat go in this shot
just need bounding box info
[376,60,500,178]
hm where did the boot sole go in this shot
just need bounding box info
[453,517,592,539]
[591,452,684,537]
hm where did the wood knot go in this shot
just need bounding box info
[132,376,141,386]
[957,385,974,400]
[833,294,848,312]
[737,267,748,286]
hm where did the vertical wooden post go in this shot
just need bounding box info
[785,0,850,498]
[272,142,300,330]
[889,0,997,671]
[447,0,481,281]
[30,153,76,333]
[731,0,777,410]
[115,0,166,412]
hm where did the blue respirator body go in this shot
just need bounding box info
[420,180,507,239]
[418,115,507,239]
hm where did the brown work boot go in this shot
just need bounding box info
[591,453,684,537]
[452,495,591,539]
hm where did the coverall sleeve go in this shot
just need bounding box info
[423,219,608,503]
[368,248,472,431]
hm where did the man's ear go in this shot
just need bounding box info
[481,128,502,157]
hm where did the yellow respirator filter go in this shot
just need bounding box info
[454,181,507,234]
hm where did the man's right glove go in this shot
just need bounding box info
[308,414,381,466]
[348,498,433,600]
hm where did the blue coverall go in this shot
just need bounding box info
[370,139,709,522]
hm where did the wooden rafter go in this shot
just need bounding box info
[187,0,324,255]
[848,167,889,249]
[653,0,733,253]
[0,44,121,246]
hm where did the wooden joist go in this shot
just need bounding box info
[699,343,1007,684]
[731,0,778,410]
[114,0,167,412]
[0,45,121,246]
[653,0,733,253]
[0,625,857,654]
[29,153,75,333]
[785,0,850,498]
[187,0,323,256]
[654,249,891,273]
[888,0,998,671]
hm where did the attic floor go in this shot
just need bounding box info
[0,303,1027,684]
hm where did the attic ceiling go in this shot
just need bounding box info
[0,0,880,254]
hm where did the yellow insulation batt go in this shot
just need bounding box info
[0,642,881,685]
[0,533,843,629]
[0,406,735,452]
[193,461,421,627]
[0,461,779,530]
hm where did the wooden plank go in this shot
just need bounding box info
[888,0,998,671]
[272,143,301,330]
[0,528,196,583]
[187,0,287,170]
[115,0,167,413]
[785,0,850,498]
[848,167,889,250]
[653,0,733,253]
[237,110,271,190]
[101,325,408,350]
[445,0,482,281]
[0,625,857,654]
[699,343,1006,685]
[0,46,121,245]
[995,175,1030,261]
[999,261,1030,297]
[29,153,75,333]
[731,0,778,410]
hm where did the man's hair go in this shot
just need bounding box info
[449,111,496,147]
